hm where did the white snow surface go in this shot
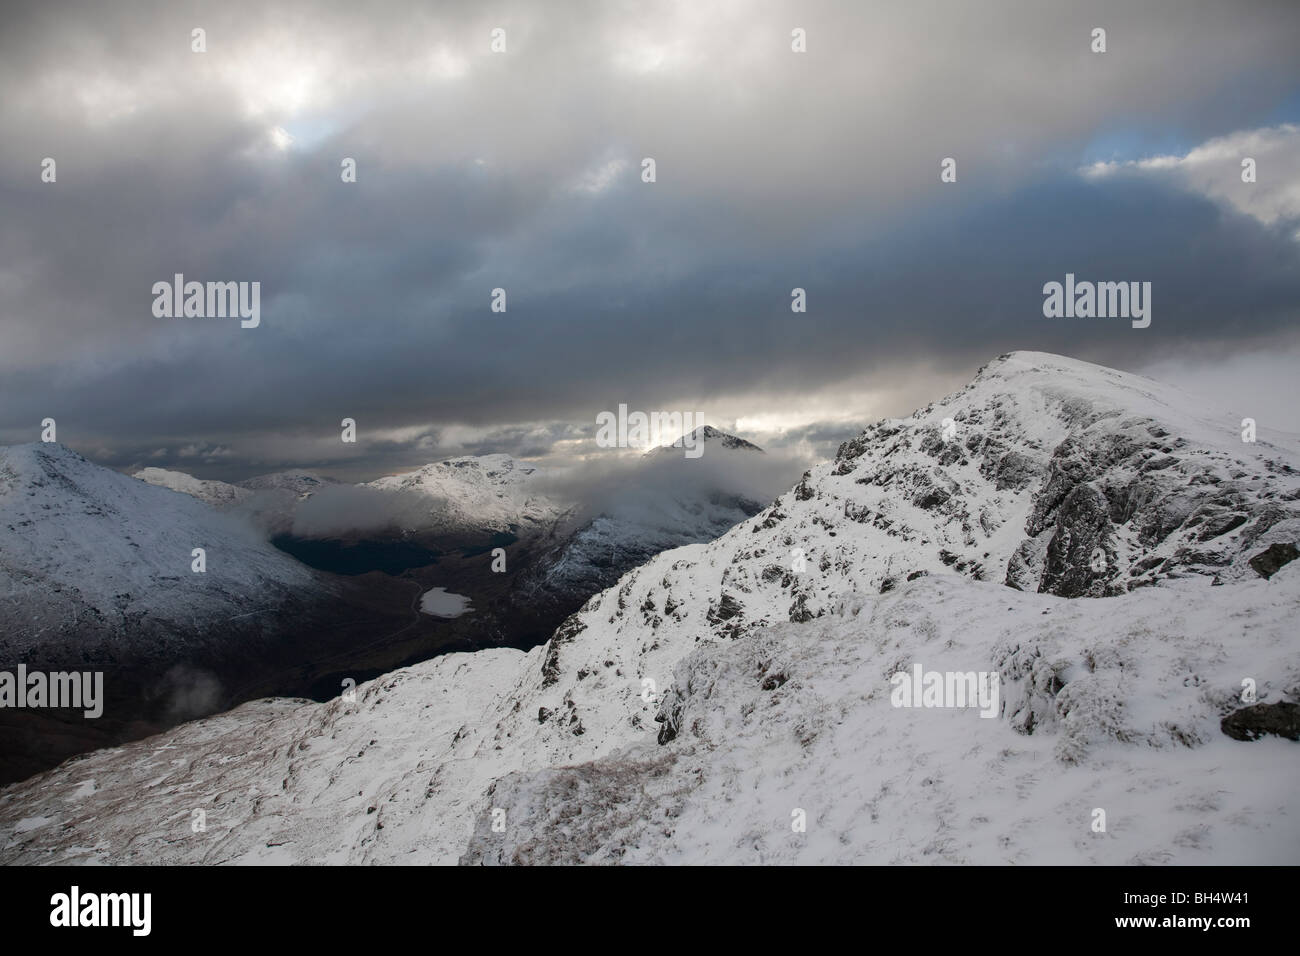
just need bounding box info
[133,468,253,507]
[2,352,1297,865]
[364,453,564,534]
[0,443,322,655]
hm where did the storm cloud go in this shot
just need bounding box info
[2,0,1298,480]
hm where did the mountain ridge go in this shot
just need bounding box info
[2,352,1295,863]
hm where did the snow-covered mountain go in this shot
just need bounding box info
[2,444,322,659]
[133,468,253,507]
[2,353,1296,864]
[0,444,414,783]
[134,467,341,507]
[238,470,341,498]
[365,454,564,535]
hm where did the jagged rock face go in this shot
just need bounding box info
[1249,543,1299,579]
[1036,483,1116,597]
[572,350,1300,640]
[1007,410,1300,596]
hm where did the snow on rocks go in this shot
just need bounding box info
[2,352,1297,864]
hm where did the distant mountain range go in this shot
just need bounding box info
[0,427,779,782]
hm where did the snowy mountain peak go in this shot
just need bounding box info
[365,453,558,533]
[653,424,763,455]
[435,453,537,479]
[1,440,85,470]
[827,350,1299,596]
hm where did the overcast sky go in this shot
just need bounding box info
[2,0,1298,481]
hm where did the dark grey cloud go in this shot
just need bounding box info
[1,0,1298,479]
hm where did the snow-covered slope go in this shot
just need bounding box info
[3,353,1296,864]
[1,444,321,658]
[133,468,253,507]
[133,468,340,508]
[0,444,424,785]
[365,454,564,535]
[461,572,1300,865]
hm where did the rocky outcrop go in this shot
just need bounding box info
[1038,483,1116,597]
[1249,543,1299,579]
[1221,701,1300,741]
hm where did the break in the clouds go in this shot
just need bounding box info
[1,0,1298,479]
[1084,124,1300,231]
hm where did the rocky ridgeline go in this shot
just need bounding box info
[505,352,1299,809]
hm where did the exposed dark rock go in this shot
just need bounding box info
[1104,478,1158,525]
[1039,483,1114,597]
[991,451,1041,491]
[1136,496,1197,547]
[1196,512,1248,541]
[1248,543,1299,580]
[1141,455,1180,472]
[1221,701,1300,741]
[1240,506,1297,549]
[654,693,681,745]
[794,471,815,501]
[708,593,744,624]
[913,483,952,510]
[540,614,586,688]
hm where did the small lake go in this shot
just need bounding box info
[419,587,473,618]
